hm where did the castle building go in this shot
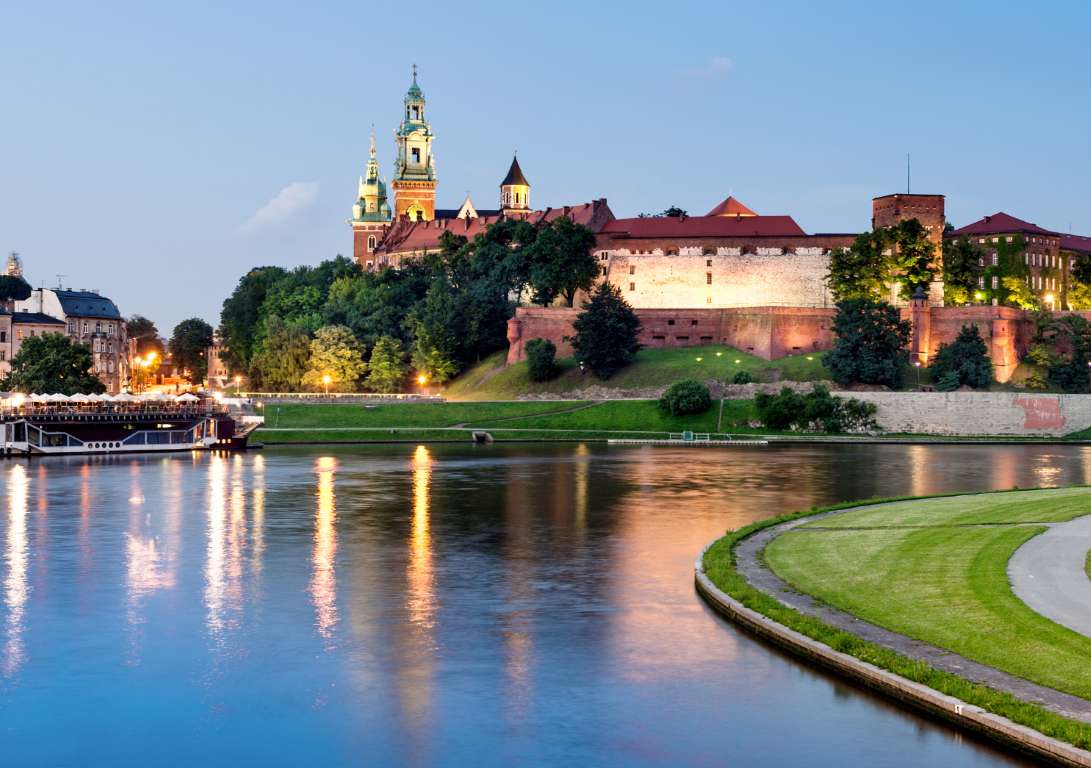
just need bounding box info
[872,193,947,304]
[349,134,393,266]
[390,72,437,223]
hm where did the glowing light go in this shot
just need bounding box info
[4,465,29,675]
[716,352,722,356]
[807,357,813,360]
[310,456,339,639]
[735,360,740,363]
[695,357,702,361]
[418,376,426,384]
[407,446,435,626]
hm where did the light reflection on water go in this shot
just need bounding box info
[0,443,1077,767]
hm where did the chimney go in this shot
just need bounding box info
[679,213,685,222]
[736,212,741,222]
[983,216,991,224]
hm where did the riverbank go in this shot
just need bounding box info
[698,489,1091,765]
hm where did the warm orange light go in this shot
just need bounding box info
[323,375,331,384]
[418,376,426,384]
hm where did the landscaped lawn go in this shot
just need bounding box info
[256,401,587,429]
[765,487,1091,699]
[467,399,730,433]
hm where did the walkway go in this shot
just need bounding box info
[1009,514,1091,638]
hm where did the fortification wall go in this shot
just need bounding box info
[849,392,1091,437]
[605,252,835,309]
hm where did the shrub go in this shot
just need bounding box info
[658,379,712,416]
[731,369,754,385]
[754,385,878,434]
[525,337,558,382]
[1026,370,1048,389]
[929,324,993,390]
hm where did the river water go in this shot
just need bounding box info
[4,443,1088,767]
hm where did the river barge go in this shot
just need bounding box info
[0,393,262,456]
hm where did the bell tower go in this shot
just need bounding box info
[349,132,393,268]
[391,65,437,222]
[500,154,530,216]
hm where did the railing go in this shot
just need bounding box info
[241,392,444,401]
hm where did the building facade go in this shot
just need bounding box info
[15,288,129,393]
[0,311,68,374]
[872,193,946,304]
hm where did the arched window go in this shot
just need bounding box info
[666,247,679,256]
[703,247,715,256]
[368,236,376,251]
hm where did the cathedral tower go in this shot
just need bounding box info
[500,155,530,216]
[390,68,437,222]
[349,133,393,267]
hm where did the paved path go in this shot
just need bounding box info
[1009,514,1091,638]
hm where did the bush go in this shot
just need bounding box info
[658,379,712,416]
[525,337,558,382]
[754,385,878,434]
[823,298,911,388]
[929,324,993,391]
[731,369,754,384]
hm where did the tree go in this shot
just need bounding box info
[565,282,643,379]
[825,229,892,301]
[929,325,993,390]
[250,319,312,392]
[1001,276,1038,310]
[1047,314,1091,393]
[218,266,289,373]
[525,215,600,307]
[525,337,558,382]
[410,317,459,384]
[0,274,32,303]
[169,318,215,384]
[754,385,877,433]
[941,236,982,305]
[0,333,105,395]
[889,218,936,302]
[301,325,368,392]
[822,298,912,388]
[128,315,165,357]
[366,335,409,392]
[1069,281,1091,311]
[658,379,711,416]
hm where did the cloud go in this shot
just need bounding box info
[236,181,320,236]
[675,56,734,81]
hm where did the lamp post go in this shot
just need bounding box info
[914,361,921,389]
[1046,294,1055,311]
[418,375,426,396]
[235,375,241,393]
[323,375,331,396]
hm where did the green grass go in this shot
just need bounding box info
[442,346,831,401]
[255,400,586,429]
[468,399,736,433]
[702,491,1091,752]
[253,427,760,443]
[766,487,1091,700]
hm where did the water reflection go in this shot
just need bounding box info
[407,446,434,626]
[3,464,29,677]
[310,456,339,640]
[124,460,175,664]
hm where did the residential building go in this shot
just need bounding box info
[0,310,68,375]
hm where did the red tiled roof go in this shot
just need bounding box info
[948,213,1060,238]
[1062,234,1091,255]
[376,202,608,255]
[705,197,757,217]
[601,215,807,239]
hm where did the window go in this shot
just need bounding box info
[978,257,984,267]
[629,282,635,291]
[412,148,420,163]
[706,273,713,284]
[1006,236,1013,242]
[707,259,713,267]
[629,265,635,275]
[412,106,419,120]
[991,276,998,289]
[601,267,607,276]
[979,238,985,244]
[17,329,22,340]
[108,360,114,373]
[691,320,698,326]
[667,320,675,326]
[707,297,712,304]
[368,236,376,251]
[68,323,74,332]
[83,322,88,333]
[0,332,5,343]
[978,277,985,288]
[992,237,999,243]
[703,248,715,256]
[109,324,114,335]
[0,350,4,361]
[992,254,999,266]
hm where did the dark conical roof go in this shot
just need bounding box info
[501,156,529,187]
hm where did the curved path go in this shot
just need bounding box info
[1009,514,1091,638]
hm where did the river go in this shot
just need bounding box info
[3,442,1086,766]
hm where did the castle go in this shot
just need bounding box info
[350,72,1091,382]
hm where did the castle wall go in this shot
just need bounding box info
[848,392,1091,437]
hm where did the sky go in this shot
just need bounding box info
[3,0,1089,333]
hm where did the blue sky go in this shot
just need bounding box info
[3,0,1089,332]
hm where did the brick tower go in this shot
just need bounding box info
[872,193,946,304]
[390,67,437,222]
[348,133,393,268]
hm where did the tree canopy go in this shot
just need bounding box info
[565,282,642,379]
[169,318,215,384]
[941,236,984,305]
[930,324,993,390]
[826,218,937,303]
[525,215,600,307]
[128,315,165,358]
[822,298,912,388]
[0,333,105,394]
[0,275,32,303]
[301,325,368,392]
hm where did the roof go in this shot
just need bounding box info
[12,312,65,326]
[375,201,611,256]
[434,208,500,219]
[601,215,808,239]
[706,197,757,217]
[501,156,529,187]
[948,213,1060,239]
[52,290,123,320]
[1062,234,1091,255]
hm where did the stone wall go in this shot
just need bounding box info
[848,392,1091,437]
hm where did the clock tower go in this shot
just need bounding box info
[390,67,437,222]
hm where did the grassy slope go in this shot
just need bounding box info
[442,346,831,401]
[258,401,586,429]
[766,488,1091,699]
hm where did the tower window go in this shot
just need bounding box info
[706,259,712,266]
[368,236,376,251]
[629,265,635,275]
[602,267,607,276]
[706,273,713,284]
[412,148,420,163]
[412,106,419,120]
[629,282,635,291]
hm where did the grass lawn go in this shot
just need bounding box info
[765,487,1091,699]
[466,399,750,433]
[255,401,587,429]
[442,346,831,401]
[253,428,757,443]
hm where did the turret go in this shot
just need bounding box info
[500,155,530,216]
[391,66,437,222]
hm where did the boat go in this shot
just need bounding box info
[0,392,263,456]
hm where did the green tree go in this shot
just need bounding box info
[825,229,892,301]
[0,274,32,303]
[889,218,936,301]
[822,298,912,388]
[929,325,993,390]
[565,282,643,379]
[0,333,105,395]
[218,266,289,373]
[525,337,558,382]
[1002,276,1038,310]
[1069,281,1091,311]
[250,318,311,392]
[410,317,459,384]
[525,215,600,307]
[658,379,711,416]
[941,236,983,305]
[169,318,215,384]
[365,335,409,393]
[754,385,877,433]
[127,315,165,358]
[301,325,368,392]
[1047,314,1091,393]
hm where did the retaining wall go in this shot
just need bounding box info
[849,392,1091,437]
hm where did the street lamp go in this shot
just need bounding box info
[1045,293,1055,311]
[323,375,331,396]
[235,375,242,392]
[914,361,921,389]
[418,375,426,396]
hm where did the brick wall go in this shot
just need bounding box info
[849,392,1091,437]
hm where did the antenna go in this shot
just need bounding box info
[56,274,67,289]
[907,153,911,194]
